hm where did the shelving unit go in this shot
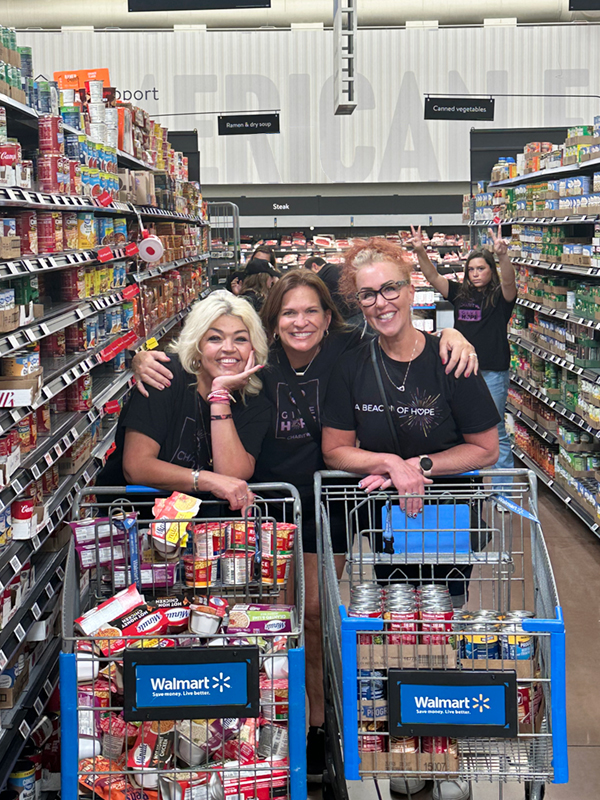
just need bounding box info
[470,142,600,539]
[0,91,210,787]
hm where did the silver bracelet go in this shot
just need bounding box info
[191,469,200,492]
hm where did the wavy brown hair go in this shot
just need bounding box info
[340,237,412,301]
[260,270,346,342]
[460,249,501,309]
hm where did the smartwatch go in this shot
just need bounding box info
[419,456,433,477]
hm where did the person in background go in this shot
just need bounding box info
[251,243,277,267]
[305,255,355,320]
[98,291,272,513]
[240,258,280,312]
[131,270,479,785]
[225,270,245,296]
[409,224,517,495]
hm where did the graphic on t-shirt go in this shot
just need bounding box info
[171,415,209,469]
[395,388,442,437]
[275,379,320,440]
[457,300,482,322]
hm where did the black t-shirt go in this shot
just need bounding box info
[446,281,516,371]
[98,354,272,487]
[253,327,363,489]
[321,333,500,460]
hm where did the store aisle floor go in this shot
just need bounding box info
[309,481,600,799]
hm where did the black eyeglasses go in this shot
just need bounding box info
[356,280,409,307]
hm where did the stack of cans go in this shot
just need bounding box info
[349,583,383,644]
[502,610,535,661]
[382,585,418,645]
[418,585,454,645]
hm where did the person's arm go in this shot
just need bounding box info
[408,225,450,298]
[321,426,432,517]
[421,428,499,476]
[437,328,478,378]
[122,430,254,513]
[132,350,173,396]
[488,224,517,303]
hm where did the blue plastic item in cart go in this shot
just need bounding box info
[381,503,471,554]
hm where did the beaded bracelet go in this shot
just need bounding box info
[210,414,233,421]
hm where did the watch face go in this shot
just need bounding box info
[420,457,433,472]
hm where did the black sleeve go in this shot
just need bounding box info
[233,395,273,460]
[447,373,501,435]
[445,280,460,304]
[120,382,177,446]
[321,357,358,431]
[499,293,517,323]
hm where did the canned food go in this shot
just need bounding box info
[358,724,386,753]
[384,606,418,645]
[227,520,256,551]
[349,604,383,645]
[501,615,534,661]
[421,737,458,755]
[452,609,473,657]
[221,551,253,585]
[421,607,454,645]
[358,669,386,700]
[258,723,288,760]
[463,623,500,660]
[389,736,418,754]
[261,552,292,585]
[182,554,217,588]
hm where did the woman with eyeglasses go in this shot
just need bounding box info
[130,270,477,784]
[321,238,500,584]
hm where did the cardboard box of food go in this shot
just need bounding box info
[0,368,43,406]
[0,647,29,709]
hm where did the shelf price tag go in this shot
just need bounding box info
[44,453,53,467]
[32,534,41,551]
[7,334,20,349]
[19,721,30,739]
[45,581,54,598]
[57,565,65,580]
[15,622,26,642]
[0,650,6,671]
[10,555,21,573]
[32,602,41,620]
[40,323,51,336]
[44,678,53,696]
[34,697,44,716]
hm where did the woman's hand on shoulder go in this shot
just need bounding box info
[438,328,478,378]
[132,350,173,397]
[210,350,265,394]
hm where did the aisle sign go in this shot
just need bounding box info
[388,669,517,738]
[218,113,280,136]
[123,647,260,721]
[424,97,495,121]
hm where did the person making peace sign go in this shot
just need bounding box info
[409,224,517,491]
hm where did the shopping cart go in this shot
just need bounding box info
[315,469,567,800]
[59,483,306,800]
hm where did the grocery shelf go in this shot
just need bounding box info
[132,253,209,283]
[130,301,197,352]
[0,244,130,280]
[117,148,156,172]
[469,215,596,226]
[510,371,600,440]
[0,90,38,121]
[512,443,600,537]
[0,544,68,680]
[489,158,600,188]
[508,331,600,385]
[512,257,600,278]
[515,297,600,331]
[0,636,61,792]
[506,401,557,444]
[136,205,206,225]
[0,291,124,358]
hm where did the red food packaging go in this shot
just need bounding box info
[128,720,175,783]
[16,210,38,255]
[38,154,61,193]
[150,595,191,632]
[60,266,86,301]
[65,321,86,353]
[38,115,64,155]
[0,141,21,167]
[37,210,56,254]
[96,604,170,656]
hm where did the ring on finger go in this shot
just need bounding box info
[468,353,477,358]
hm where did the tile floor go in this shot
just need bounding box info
[308,481,599,799]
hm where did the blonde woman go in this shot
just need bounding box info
[97,291,272,512]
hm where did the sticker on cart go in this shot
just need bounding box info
[387,669,518,739]
[123,646,260,722]
[492,495,540,524]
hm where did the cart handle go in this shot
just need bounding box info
[522,606,569,784]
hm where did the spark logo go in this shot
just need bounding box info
[212,672,231,693]
[472,694,490,713]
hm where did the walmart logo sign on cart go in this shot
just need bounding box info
[401,684,506,726]
[136,662,248,708]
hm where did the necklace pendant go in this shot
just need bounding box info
[399,386,405,392]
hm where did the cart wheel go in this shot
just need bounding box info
[525,782,545,800]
